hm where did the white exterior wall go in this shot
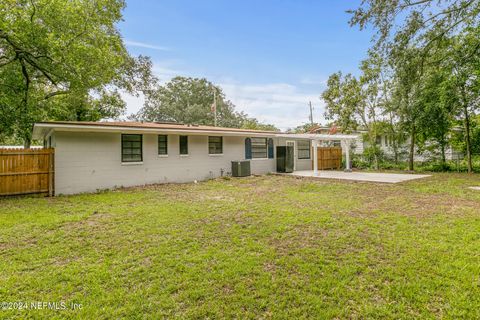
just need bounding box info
[352,137,365,155]
[276,137,313,171]
[54,131,275,195]
[296,159,313,170]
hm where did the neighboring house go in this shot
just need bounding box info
[32,121,318,195]
[308,126,462,161]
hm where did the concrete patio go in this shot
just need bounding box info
[288,170,431,184]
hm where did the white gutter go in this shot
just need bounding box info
[276,133,359,140]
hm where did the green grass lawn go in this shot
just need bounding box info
[1,174,480,319]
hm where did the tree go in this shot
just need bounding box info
[382,84,407,163]
[416,69,455,164]
[289,123,321,134]
[134,76,277,130]
[239,118,279,131]
[0,0,155,147]
[135,76,240,126]
[349,0,480,55]
[346,0,480,171]
[389,45,427,171]
[322,51,389,168]
[321,72,362,132]
[448,29,480,173]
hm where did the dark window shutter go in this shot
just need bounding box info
[268,138,274,159]
[245,138,252,159]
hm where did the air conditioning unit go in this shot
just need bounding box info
[231,160,251,177]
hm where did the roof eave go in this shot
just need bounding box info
[277,133,359,140]
[32,123,278,139]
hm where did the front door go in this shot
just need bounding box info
[286,141,296,170]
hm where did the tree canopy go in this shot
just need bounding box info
[349,0,480,52]
[133,76,278,131]
[320,0,480,171]
[0,2,278,146]
[0,0,155,146]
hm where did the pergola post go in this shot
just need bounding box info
[344,140,352,172]
[313,139,318,176]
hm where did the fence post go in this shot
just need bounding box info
[48,149,54,197]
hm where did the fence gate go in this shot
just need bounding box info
[0,148,54,196]
[312,147,342,170]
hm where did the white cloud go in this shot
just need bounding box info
[150,59,191,82]
[121,60,326,130]
[125,40,170,51]
[220,82,325,130]
[122,80,324,129]
[299,76,328,86]
[152,66,184,82]
[121,92,145,117]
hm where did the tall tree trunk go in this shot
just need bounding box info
[24,136,31,149]
[440,143,446,165]
[463,104,473,173]
[391,133,399,164]
[389,115,400,164]
[20,60,31,149]
[369,131,379,170]
[409,125,416,171]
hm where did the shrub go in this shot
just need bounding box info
[350,150,480,173]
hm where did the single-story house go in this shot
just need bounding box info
[32,121,356,195]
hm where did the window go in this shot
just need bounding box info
[179,135,188,155]
[122,134,142,162]
[158,135,168,155]
[208,136,223,154]
[297,140,311,159]
[251,138,268,158]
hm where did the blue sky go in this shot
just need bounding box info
[119,0,374,129]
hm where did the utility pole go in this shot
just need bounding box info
[309,101,314,125]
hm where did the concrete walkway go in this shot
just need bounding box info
[288,170,431,184]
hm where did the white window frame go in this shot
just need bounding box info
[179,135,189,156]
[297,140,311,160]
[158,135,168,157]
[208,136,224,156]
[251,137,268,160]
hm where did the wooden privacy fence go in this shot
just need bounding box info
[312,147,342,170]
[0,148,54,196]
